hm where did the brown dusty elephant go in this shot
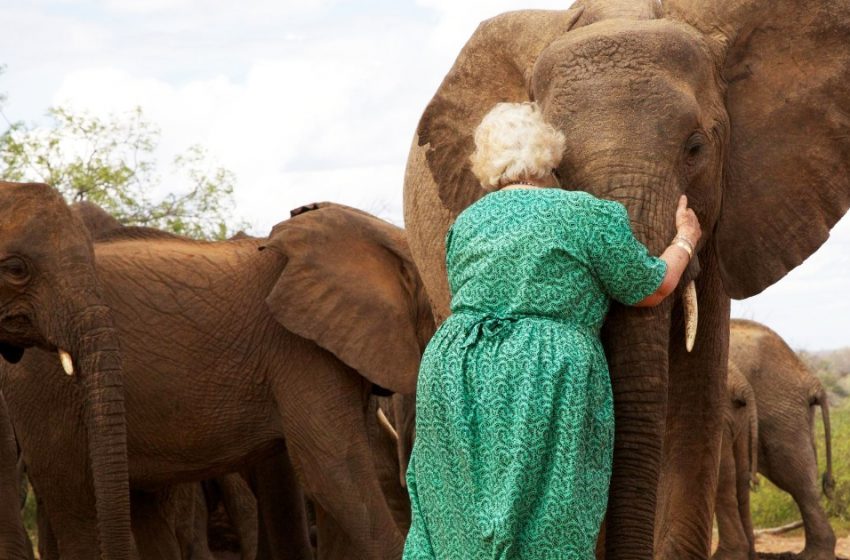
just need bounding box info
[16,202,259,560]
[0,188,432,559]
[713,362,759,560]
[729,319,836,560]
[0,183,133,558]
[402,1,850,557]
[71,201,338,560]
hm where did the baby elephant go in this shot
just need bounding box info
[716,320,835,560]
[713,363,759,560]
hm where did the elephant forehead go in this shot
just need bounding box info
[0,183,73,253]
[533,19,711,88]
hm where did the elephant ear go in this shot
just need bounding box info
[416,8,584,215]
[259,203,430,395]
[666,0,850,298]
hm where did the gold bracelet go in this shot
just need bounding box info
[673,239,694,259]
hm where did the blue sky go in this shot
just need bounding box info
[1,0,848,350]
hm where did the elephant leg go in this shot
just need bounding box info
[186,484,214,560]
[314,505,358,560]
[273,350,405,560]
[36,498,59,560]
[763,461,835,560]
[5,376,112,559]
[217,473,258,560]
[712,431,751,560]
[130,488,183,560]
[368,396,411,533]
[732,431,757,560]
[0,392,31,560]
[656,253,729,560]
[247,451,312,560]
[27,460,100,559]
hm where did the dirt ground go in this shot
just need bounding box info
[754,531,850,558]
[208,530,850,559]
[208,534,850,560]
[707,528,850,559]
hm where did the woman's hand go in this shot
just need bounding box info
[633,195,702,307]
[675,195,701,246]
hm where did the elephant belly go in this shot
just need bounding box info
[121,358,285,488]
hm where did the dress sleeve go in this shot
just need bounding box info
[587,200,667,305]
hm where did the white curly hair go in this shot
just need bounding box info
[469,102,566,191]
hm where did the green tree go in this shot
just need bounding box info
[0,100,245,240]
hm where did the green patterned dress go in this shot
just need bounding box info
[403,188,667,560]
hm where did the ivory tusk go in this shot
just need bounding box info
[683,281,698,353]
[377,408,399,443]
[58,349,74,376]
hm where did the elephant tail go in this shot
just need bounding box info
[816,388,835,500]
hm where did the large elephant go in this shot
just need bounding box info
[1,190,432,559]
[402,1,850,558]
[0,183,133,558]
[729,319,836,560]
[713,362,758,560]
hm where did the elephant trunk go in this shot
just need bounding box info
[601,305,672,559]
[59,260,133,559]
[571,162,678,558]
[816,389,835,499]
[0,393,31,560]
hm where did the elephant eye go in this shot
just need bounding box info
[0,256,31,284]
[684,132,706,163]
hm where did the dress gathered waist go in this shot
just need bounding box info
[448,309,599,348]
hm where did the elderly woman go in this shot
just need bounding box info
[403,102,701,559]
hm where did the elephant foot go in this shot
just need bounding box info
[711,549,752,560]
[797,548,836,560]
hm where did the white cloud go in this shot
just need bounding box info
[415,0,573,58]
[46,8,436,232]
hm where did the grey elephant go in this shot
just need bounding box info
[729,319,835,560]
[0,186,431,559]
[401,0,850,556]
[713,362,758,560]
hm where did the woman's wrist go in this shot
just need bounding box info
[671,237,694,259]
[674,232,696,249]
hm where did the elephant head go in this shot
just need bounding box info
[0,182,132,558]
[403,1,850,556]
